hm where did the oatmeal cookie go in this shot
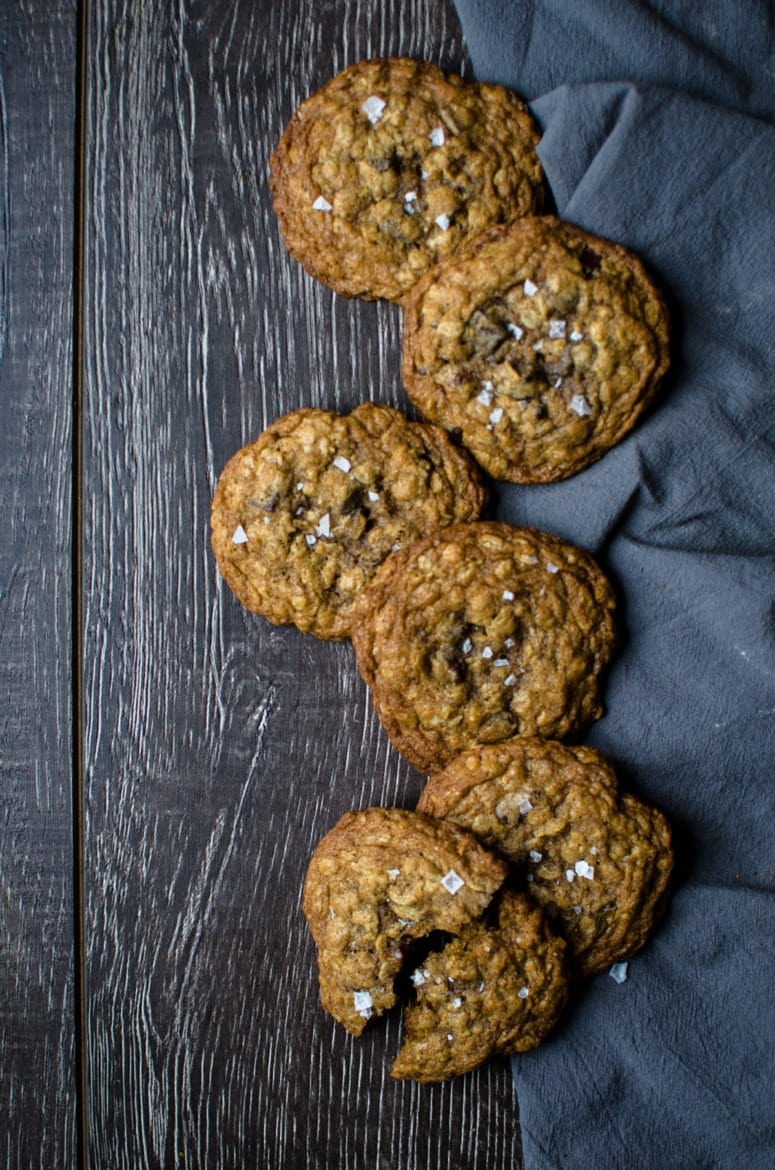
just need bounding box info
[270,57,544,303]
[303,807,508,1036]
[350,522,617,772]
[418,738,673,975]
[210,403,485,639]
[392,890,568,1081]
[402,216,670,481]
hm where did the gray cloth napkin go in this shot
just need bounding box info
[452,2,775,1167]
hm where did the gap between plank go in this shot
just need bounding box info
[72,0,89,1166]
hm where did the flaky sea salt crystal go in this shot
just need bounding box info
[441,869,465,895]
[523,278,538,297]
[412,969,428,987]
[507,323,524,340]
[494,658,509,668]
[575,859,594,879]
[518,986,529,999]
[232,525,248,544]
[481,646,493,660]
[362,95,386,124]
[503,589,515,601]
[570,394,592,417]
[546,562,559,573]
[305,533,316,547]
[462,637,473,654]
[549,319,566,339]
[489,407,504,424]
[553,378,563,388]
[570,330,584,342]
[504,674,517,686]
[312,195,332,212]
[353,990,373,1018]
[435,213,450,231]
[609,962,629,984]
[296,482,305,491]
[429,126,445,146]
[477,387,494,406]
[387,868,400,879]
[405,190,417,203]
[529,850,543,862]
[504,637,516,647]
[566,869,576,882]
[452,997,462,1008]
[519,798,533,814]
[368,490,380,502]
[333,455,352,472]
[315,513,331,538]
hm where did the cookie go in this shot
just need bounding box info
[418,738,673,975]
[392,890,568,1081]
[269,57,544,303]
[302,807,508,1036]
[210,403,485,639]
[350,521,617,772]
[402,216,670,482]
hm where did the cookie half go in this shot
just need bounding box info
[270,57,545,303]
[392,890,568,1081]
[302,807,508,1036]
[210,403,485,639]
[418,738,673,975]
[351,521,617,772]
[402,216,670,481]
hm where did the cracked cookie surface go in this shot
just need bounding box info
[270,57,544,303]
[302,807,507,1036]
[418,738,673,975]
[351,522,617,772]
[402,216,670,481]
[392,890,568,1081]
[210,403,485,639]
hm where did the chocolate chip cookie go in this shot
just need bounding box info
[302,807,508,1036]
[350,521,617,772]
[402,216,670,481]
[210,403,485,639]
[392,890,568,1081]
[418,738,673,975]
[270,57,544,303]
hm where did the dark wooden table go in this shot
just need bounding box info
[2,2,524,1166]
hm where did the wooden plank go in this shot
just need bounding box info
[0,3,79,1169]
[83,2,521,1166]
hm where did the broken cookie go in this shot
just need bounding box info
[392,890,568,1081]
[302,807,508,1036]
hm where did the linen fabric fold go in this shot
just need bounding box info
[451,2,775,1166]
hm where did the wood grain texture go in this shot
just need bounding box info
[0,3,78,1169]
[83,2,521,1167]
